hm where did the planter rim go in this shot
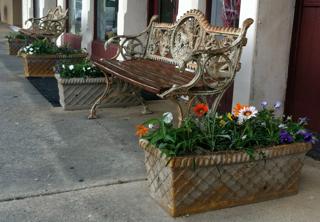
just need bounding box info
[139,139,312,168]
[55,74,106,84]
[20,52,88,59]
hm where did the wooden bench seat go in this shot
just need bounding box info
[89,10,253,125]
[94,59,203,94]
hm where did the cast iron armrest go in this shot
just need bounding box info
[103,15,159,60]
[157,18,253,99]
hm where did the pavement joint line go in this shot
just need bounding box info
[0,177,147,203]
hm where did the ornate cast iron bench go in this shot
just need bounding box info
[90,10,253,125]
[19,6,68,40]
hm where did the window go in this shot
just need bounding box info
[68,0,82,34]
[96,0,118,41]
[210,0,241,27]
[148,0,178,23]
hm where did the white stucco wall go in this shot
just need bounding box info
[41,0,56,17]
[177,0,206,19]
[117,0,148,35]
[233,0,258,106]
[22,0,33,28]
[234,0,295,113]
[80,0,94,52]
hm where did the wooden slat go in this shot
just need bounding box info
[94,59,201,94]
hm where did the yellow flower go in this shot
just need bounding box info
[227,113,233,121]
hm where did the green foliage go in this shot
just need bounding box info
[57,60,104,78]
[5,32,28,42]
[137,104,317,157]
[21,39,84,55]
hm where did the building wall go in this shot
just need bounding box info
[0,0,13,25]
[22,0,33,28]
[234,0,295,113]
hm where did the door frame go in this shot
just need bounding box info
[284,0,304,115]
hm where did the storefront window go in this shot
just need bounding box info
[210,0,241,27]
[68,0,82,34]
[96,0,118,41]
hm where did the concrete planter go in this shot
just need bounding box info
[55,74,140,110]
[8,39,30,55]
[21,53,87,77]
[139,139,311,217]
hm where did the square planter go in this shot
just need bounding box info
[8,39,30,55]
[55,74,140,110]
[21,53,87,77]
[139,139,311,217]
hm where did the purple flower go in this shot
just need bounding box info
[274,101,281,109]
[297,130,316,143]
[261,101,268,108]
[279,130,294,144]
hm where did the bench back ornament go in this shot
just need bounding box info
[93,10,253,125]
[20,6,68,40]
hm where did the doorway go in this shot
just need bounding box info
[285,0,320,132]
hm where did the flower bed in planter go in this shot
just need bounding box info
[55,62,139,110]
[140,140,311,217]
[6,32,31,55]
[19,39,87,77]
[136,102,317,217]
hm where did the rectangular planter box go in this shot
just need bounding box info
[139,139,311,217]
[55,74,140,110]
[21,53,87,77]
[8,39,30,55]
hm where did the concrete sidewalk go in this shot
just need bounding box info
[0,23,320,222]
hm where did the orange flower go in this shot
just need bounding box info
[193,103,209,117]
[135,124,149,137]
[232,103,247,117]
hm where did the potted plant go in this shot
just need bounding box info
[136,101,317,217]
[55,61,140,110]
[19,39,87,77]
[5,32,31,55]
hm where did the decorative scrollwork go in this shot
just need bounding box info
[203,53,233,89]
[120,38,144,60]
[171,16,204,64]
[21,6,67,39]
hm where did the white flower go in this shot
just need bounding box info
[82,67,86,71]
[148,124,154,129]
[87,67,91,70]
[278,124,287,129]
[62,64,65,69]
[69,65,74,70]
[274,101,281,109]
[238,106,258,124]
[163,112,173,124]
[242,135,247,140]
[29,51,33,55]
[29,47,33,51]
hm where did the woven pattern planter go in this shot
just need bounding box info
[8,39,30,55]
[139,140,311,217]
[55,75,140,110]
[21,53,87,77]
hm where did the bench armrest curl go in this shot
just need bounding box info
[104,15,159,60]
